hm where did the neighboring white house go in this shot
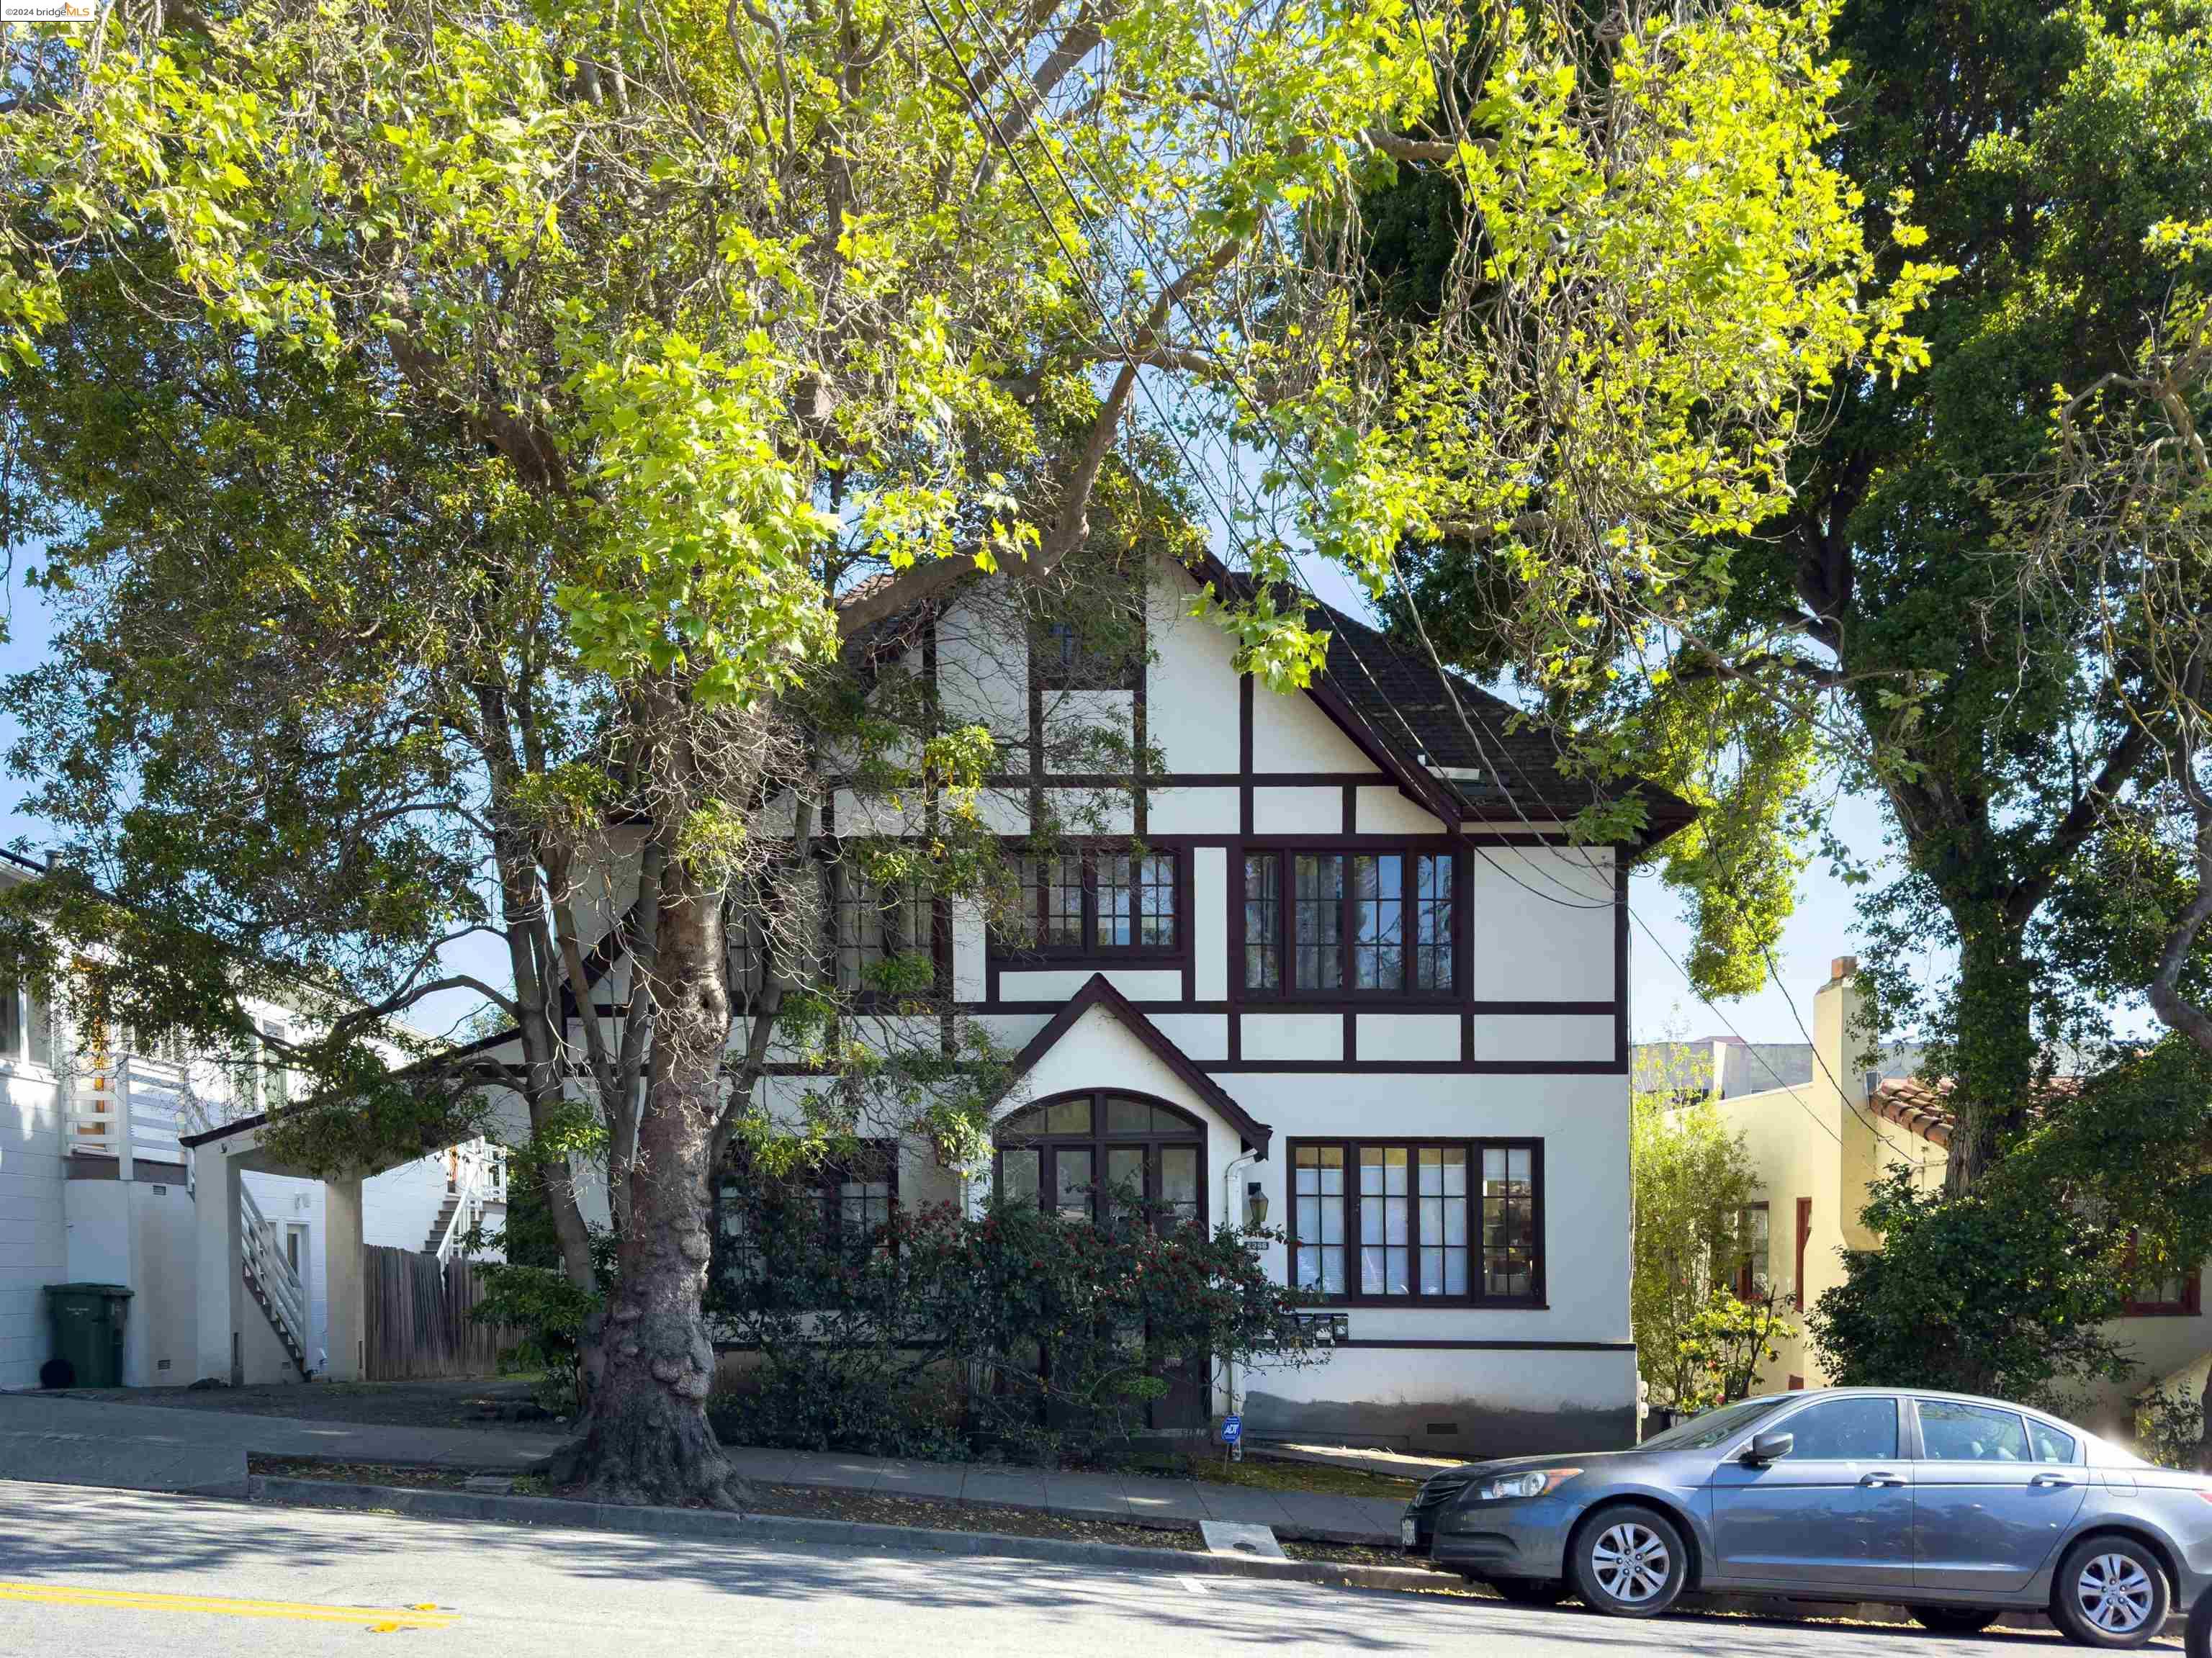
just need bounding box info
[0,847,509,1391]
[185,549,1689,1453]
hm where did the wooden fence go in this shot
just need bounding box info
[364,1245,519,1380]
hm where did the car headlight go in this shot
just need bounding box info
[1473,1468,1583,1501]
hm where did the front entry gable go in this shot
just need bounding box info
[1002,973,1272,1156]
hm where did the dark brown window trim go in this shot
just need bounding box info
[2122,1230,2203,1317]
[988,844,1189,965]
[1240,845,1464,1004]
[990,1087,1208,1227]
[1285,1135,1545,1310]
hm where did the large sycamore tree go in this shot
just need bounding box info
[0,0,1925,1499]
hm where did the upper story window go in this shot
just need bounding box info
[0,970,53,1070]
[1732,1202,1771,1302]
[727,862,938,1001]
[1034,618,1141,692]
[1002,847,1178,955]
[1244,849,1455,998]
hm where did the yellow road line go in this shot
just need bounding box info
[0,1580,454,1628]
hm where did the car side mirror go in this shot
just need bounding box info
[1744,1431,1794,1466]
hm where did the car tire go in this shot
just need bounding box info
[1568,1505,1688,1618]
[1910,1608,2002,1635]
[2051,1536,2170,1649]
[1488,1579,1569,1606]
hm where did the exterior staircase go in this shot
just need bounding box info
[423,1140,508,1261]
[239,1183,311,1379]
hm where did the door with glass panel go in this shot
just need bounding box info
[994,1091,1208,1428]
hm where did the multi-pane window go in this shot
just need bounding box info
[994,1092,1203,1231]
[1244,855,1281,991]
[1293,855,1343,989]
[1483,1145,1537,1299]
[1349,857,1403,990]
[826,865,935,992]
[1248,850,1457,997]
[713,1142,899,1300]
[1003,848,1178,955]
[1290,1139,1539,1304]
[1732,1202,1771,1302]
[1292,1145,1346,1295]
[1413,855,1455,991]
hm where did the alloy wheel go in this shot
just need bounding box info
[1591,1522,1672,1605]
[2075,1554,2156,1636]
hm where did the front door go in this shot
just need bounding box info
[1912,1398,2087,1592]
[995,1092,1211,1431]
[1709,1395,1916,1589]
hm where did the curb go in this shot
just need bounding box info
[246,1475,1447,1592]
[253,1449,1402,1551]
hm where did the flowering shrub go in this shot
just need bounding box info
[707,1193,1320,1464]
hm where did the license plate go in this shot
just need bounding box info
[1401,1518,1419,1547]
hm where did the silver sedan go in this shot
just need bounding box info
[1403,1387,2211,1645]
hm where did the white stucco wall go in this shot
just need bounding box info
[0,1067,67,1389]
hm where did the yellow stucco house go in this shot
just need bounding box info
[1645,958,2209,1441]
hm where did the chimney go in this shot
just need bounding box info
[1830,955,1858,983]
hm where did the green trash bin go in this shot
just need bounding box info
[45,1283,132,1388]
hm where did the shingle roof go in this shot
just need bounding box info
[1309,600,1694,847]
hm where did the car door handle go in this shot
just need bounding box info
[2029,1474,2077,1488]
[1859,1472,1907,1488]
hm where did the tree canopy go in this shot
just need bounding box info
[0,0,1931,1497]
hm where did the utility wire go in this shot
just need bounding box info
[923,0,1894,1150]
[922,0,1609,917]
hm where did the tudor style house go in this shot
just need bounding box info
[721,549,1694,1456]
[175,547,1688,1454]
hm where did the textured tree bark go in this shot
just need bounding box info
[550,850,742,1506]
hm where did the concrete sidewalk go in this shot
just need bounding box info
[0,1392,1411,1545]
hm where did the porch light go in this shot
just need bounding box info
[1245,1180,1268,1227]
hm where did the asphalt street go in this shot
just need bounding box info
[0,1479,2149,1657]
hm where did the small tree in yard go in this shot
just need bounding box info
[1809,1169,2134,1408]
[1,0,1930,1502]
[1629,1083,1768,1411]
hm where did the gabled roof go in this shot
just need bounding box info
[1004,972,1272,1157]
[1176,551,1696,853]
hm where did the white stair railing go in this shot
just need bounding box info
[240,1182,309,1364]
[66,1051,190,1171]
[433,1140,498,1263]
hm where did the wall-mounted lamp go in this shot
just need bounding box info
[1245,1179,1269,1227]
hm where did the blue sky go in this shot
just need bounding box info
[0,554,1902,1045]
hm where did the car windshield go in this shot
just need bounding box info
[1637,1397,1789,1451]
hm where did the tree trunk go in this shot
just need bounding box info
[551,852,742,1506]
[1941,920,2039,1193]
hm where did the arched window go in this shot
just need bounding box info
[994,1091,1204,1230]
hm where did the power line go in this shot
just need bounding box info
[922,0,1899,1154]
[922,0,1611,918]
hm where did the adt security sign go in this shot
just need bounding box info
[1220,1413,1243,1460]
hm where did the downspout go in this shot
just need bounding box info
[1220,1144,1262,1425]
